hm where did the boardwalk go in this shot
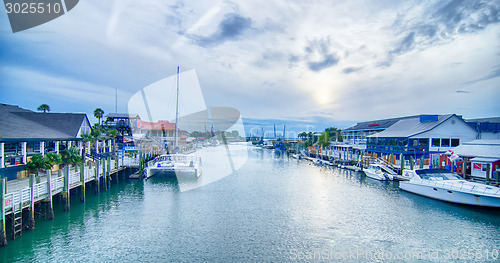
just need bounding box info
[0,153,144,246]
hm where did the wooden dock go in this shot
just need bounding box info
[0,153,149,246]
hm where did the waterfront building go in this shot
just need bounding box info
[442,139,500,179]
[133,120,188,149]
[365,114,477,160]
[102,113,140,143]
[0,104,92,180]
[341,114,436,151]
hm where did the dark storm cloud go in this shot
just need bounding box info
[303,38,340,72]
[190,13,252,47]
[342,67,363,74]
[380,0,500,67]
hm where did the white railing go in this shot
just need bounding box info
[3,154,140,215]
[414,179,500,197]
[69,170,80,186]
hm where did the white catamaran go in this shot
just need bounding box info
[145,67,202,179]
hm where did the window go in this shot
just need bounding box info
[451,139,459,147]
[431,138,440,147]
[418,138,428,147]
[441,139,450,147]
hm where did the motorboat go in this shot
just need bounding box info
[363,164,394,181]
[145,154,202,179]
[399,169,500,208]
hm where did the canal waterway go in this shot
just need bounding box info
[1,144,500,262]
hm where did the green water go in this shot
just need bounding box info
[1,146,500,262]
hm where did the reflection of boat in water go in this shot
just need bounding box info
[145,154,202,179]
[364,164,394,181]
[399,169,500,208]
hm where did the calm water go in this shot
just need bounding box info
[2,145,500,262]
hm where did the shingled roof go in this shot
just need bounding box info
[0,104,89,141]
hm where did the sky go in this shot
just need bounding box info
[1,0,499,134]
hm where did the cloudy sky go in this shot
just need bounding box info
[1,0,499,132]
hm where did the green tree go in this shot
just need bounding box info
[298,132,308,139]
[230,130,239,138]
[91,123,106,140]
[325,127,343,142]
[93,108,104,125]
[60,147,82,167]
[26,154,51,176]
[37,104,50,113]
[318,131,331,148]
[44,152,62,168]
[106,129,121,151]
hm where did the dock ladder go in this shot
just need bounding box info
[12,193,23,239]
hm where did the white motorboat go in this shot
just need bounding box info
[363,164,394,181]
[399,169,500,208]
[145,154,202,179]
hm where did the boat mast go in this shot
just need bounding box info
[174,66,180,150]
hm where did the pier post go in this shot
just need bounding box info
[495,165,498,184]
[462,161,467,179]
[400,154,404,172]
[94,160,100,195]
[45,170,54,220]
[27,174,35,230]
[62,166,70,211]
[486,164,490,183]
[79,163,85,203]
[1,178,7,246]
[107,157,112,187]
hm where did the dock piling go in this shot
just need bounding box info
[79,163,85,203]
[62,166,70,211]
[27,175,35,230]
[1,178,7,246]
[45,170,54,220]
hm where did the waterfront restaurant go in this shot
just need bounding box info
[0,104,92,180]
[365,114,477,161]
[446,140,500,179]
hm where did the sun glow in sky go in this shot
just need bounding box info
[1,0,499,128]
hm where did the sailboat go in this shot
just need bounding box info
[145,67,202,179]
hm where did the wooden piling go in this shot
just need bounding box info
[94,160,100,195]
[62,166,70,211]
[0,178,7,246]
[45,170,54,220]
[27,174,35,230]
[462,161,467,179]
[79,163,85,203]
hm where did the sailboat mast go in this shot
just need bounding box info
[174,66,180,149]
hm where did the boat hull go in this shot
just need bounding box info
[364,170,387,181]
[400,182,500,208]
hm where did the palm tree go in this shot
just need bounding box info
[37,104,50,113]
[27,154,52,177]
[93,108,104,125]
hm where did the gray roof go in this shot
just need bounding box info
[465,117,500,123]
[367,114,455,138]
[105,113,140,119]
[0,104,88,141]
[344,114,438,132]
[454,140,500,159]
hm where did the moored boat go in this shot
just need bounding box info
[364,164,394,181]
[399,169,500,208]
[145,154,202,179]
